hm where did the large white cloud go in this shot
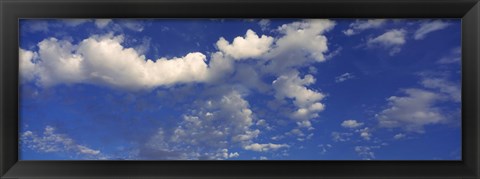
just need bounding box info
[367,29,406,55]
[216,29,274,60]
[22,34,211,90]
[414,20,450,40]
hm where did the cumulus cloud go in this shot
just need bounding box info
[21,126,104,159]
[244,143,289,152]
[376,88,447,133]
[335,73,355,83]
[414,20,450,40]
[356,127,372,141]
[216,29,274,60]
[21,34,211,90]
[19,48,37,81]
[343,19,386,36]
[272,71,325,125]
[341,120,364,128]
[367,29,406,55]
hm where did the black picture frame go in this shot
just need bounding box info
[1,0,479,178]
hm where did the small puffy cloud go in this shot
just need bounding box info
[243,143,289,152]
[95,19,112,28]
[343,19,386,36]
[393,133,406,140]
[216,29,274,60]
[341,120,364,128]
[335,73,355,83]
[21,126,103,159]
[367,29,406,55]
[356,127,372,141]
[414,20,450,40]
[376,88,446,133]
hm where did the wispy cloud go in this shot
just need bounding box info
[414,20,450,40]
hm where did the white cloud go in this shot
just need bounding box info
[21,126,103,159]
[356,127,372,141]
[216,29,274,60]
[258,19,271,31]
[22,34,211,90]
[393,133,406,140]
[341,119,364,128]
[335,73,355,83]
[95,19,112,28]
[354,146,378,160]
[272,71,325,125]
[421,78,461,102]
[244,143,289,152]
[376,88,447,133]
[367,29,406,55]
[343,19,387,36]
[272,19,335,62]
[414,20,450,40]
[331,132,353,142]
[19,48,37,81]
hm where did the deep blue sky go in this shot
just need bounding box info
[19,19,461,160]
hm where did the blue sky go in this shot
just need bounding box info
[18,19,461,160]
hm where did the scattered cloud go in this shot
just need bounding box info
[244,143,290,152]
[414,20,450,40]
[354,146,379,160]
[367,29,406,55]
[258,19,271,31]
[21,126,104,159]
[341,120,364,128]
[335,73,355,83]
[331,132,353,142]
[343,19,387,36]
[393,133,406,140]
